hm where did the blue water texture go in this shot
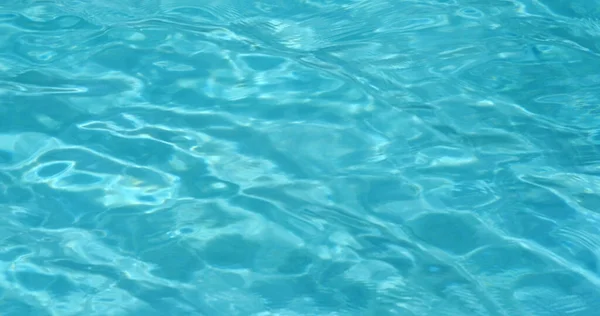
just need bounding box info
[1,0,600,315]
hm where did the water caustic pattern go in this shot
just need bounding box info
[1,0,600,315]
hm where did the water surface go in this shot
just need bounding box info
[1,0,600,315]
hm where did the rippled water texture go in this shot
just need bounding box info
[1,0,600,315]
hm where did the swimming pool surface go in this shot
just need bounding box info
[1,0,600,315]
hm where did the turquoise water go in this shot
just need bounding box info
[1,0,600,315]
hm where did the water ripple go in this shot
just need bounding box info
[1,0,600,315]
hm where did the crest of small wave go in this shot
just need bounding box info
[1,0,600,315]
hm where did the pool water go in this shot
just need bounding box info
[1,0,600,315]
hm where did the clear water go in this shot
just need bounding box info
[1,0,600,315]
